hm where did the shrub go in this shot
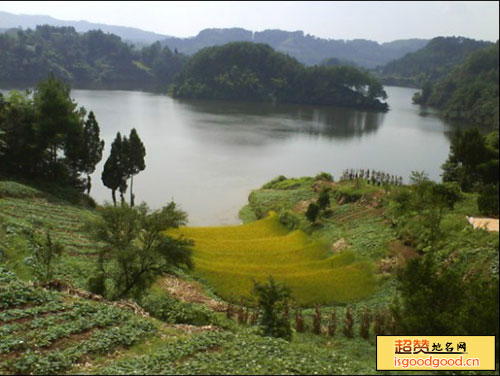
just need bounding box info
[253,277,292,341]
[314,172,333,182]
[278,209,301,230]
[305,203,320,224]
[477,184,499,217]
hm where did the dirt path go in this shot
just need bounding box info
[156,276,227,312]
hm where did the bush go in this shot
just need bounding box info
[278,209,301,230]
[253,277,292,341]
[314,172,333,182]
[477,184,499,217]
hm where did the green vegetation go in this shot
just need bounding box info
[253,277,292,341]
[0,76,105,192]
[167,212,377,305]
[380,36,493,88]
[412,42,499,128]
[0,266,157,375]
[85,203,193,299]
[172,42,388,110]
[441,128,499,216]
[0,26,187,91]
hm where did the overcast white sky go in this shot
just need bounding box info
[1,1,498,42]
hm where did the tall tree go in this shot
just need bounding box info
[81,111,105,195]
[102,132,127,205]
[125,128,146,206]
[33,74,84,179]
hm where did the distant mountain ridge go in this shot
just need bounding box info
[161,28,429,68]
[0,11,428,68]
[0,10,170,44]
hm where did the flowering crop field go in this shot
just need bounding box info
[167,212,376,305]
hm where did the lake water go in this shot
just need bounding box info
[2,86,463,226]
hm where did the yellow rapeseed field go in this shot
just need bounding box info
[166,212,376,306]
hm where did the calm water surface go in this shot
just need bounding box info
[2,86,462,225]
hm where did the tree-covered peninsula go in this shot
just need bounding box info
[413,42,499,128]
[172,42,388,111]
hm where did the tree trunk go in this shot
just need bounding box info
[130,175,134,207]
[86,174,91,195]
[112,189,116,206]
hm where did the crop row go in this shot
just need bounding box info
[0,302,134,353]
[0,281,61,309]
[2,319,157,374]
[95,331,232,375]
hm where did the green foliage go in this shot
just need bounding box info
[86,202,193,299]
[124,128,146,206]
[394,254,499,336]
[314,172,333,182]
[389,174,462,250]
[253,277,292,341]
[477,184,499,217]
[317,188,330,211]
[81,111,105,195]
[0,77,106,195]
[101,132,127,205]
[138,290,223,327]
[443,128,499,193]
[0,26,186,91]
[413,42,499,128]
[24,228,64,283]
[382,36,493,88]
[305,202,319,224]
[173,42,388,110]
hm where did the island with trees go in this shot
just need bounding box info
[172,42,388,110]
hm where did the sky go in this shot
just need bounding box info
[0,1,499,43]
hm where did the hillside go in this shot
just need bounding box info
[0,25,186,91]
[0,11,169,44]
[172,42,388,110]
[379,36,493,87]
[413,42,499,128]
[162,28,428,68]
[0,179,390,374]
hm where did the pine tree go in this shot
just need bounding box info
[102,132,127,206]
[81,111,104,195]
[125,128,146,206]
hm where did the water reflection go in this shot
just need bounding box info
[178,99,386,143]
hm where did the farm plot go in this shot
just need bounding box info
[167,213,376,306]
[0,266,156,375]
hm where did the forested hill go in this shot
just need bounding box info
[0,25,187,91]
[379,36,493,88]
[161,28,428,68]
[0,10,170,44]
[412,42,499,128]
[172,42,388,111]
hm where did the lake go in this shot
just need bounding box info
[2,86,463,226]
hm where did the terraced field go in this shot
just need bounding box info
[0,266,156,375]
[0,181,101,285]
[167,212,376,305]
